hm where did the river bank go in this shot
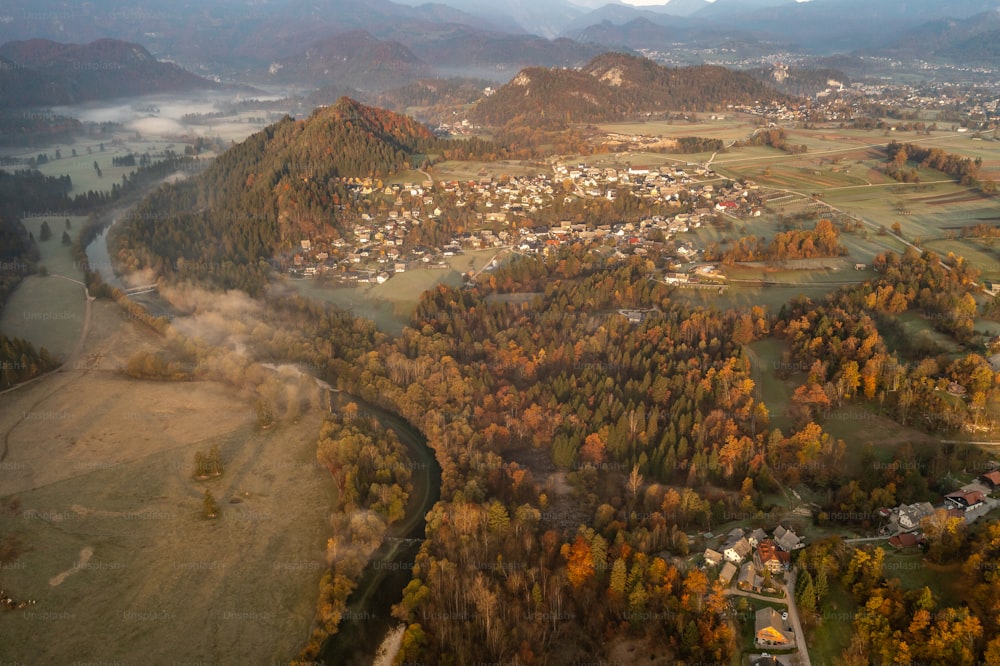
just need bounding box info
[318,392,442,665]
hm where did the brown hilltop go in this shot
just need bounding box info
[470,51,797,126]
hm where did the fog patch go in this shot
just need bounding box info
[127,116,185,137]
[121,267,159,290]
[158,285,263,348]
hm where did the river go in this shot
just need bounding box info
[318,392,442,665]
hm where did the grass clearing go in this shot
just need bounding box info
[0,276,85,360]
[818,408,941,467]
[671,283,837,314]
[922,239,1000,278]
[0,214,89,360]
[807,582,856,666]
[882,549,965,609]
[745,338,797,432]
[283,250,498,335]
[431,159,545,182]
[0,299,333,664]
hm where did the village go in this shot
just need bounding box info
[282,159,767,287]
[695,468,1000,665]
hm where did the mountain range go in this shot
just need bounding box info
[2,0,998,77]
[1,0,999,112]
[0,38,219,110]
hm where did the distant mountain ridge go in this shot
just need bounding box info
[561,0,1000,62]
[264,31,430,91]
[869,10,1000,64]
[470,52,795,125]
[1,0,998,93]
[0,38,219,110]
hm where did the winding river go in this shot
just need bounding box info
[320,393,442,665]
[84,214,442,665]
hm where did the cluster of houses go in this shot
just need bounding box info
[702,524,802,654]
[704,525,804,593]
[285,161,763,285]
[554,161,763,217]
[882,470,1000,546]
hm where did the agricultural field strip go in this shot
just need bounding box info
[713,132,975,165]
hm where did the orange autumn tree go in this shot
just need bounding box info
[561,534,595,589]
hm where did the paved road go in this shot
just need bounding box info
[784,568,811,666]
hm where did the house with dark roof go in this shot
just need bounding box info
[724,537,752,563]
[897,502,935,531]
[755,607,795,649]
[719,561,738,585]
[738,562,764,593]
[747,528,767,548]
[773,525,803,551]
[704,548,723,567]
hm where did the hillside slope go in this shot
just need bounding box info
[470,52,794,125]
[112,97,446,294]
[0,38,219,109]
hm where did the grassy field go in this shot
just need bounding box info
[745,338,797,433]
[890,310,964,355]
[882,549,966,608]
[430,159,546,182]
[807,583,856,666]
[922,238,1000,279]
[819,408,943,468]
[5,138,183,197]
[596,116,757,143]
[0,298,333,664]
[672,282,837,313]
[285,249,499,336]
[0,214,89,360]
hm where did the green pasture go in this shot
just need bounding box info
[430,159,545,182]
[807,583,856,666]
[0,213,89,360]
[745,338,796,432]
[882,549,966,609]
[3,136,186,196]
[889,310,963,355]
[836,232,905,265]
[596,118,757,143]
[286,251,497,335]
[670,282,836,313]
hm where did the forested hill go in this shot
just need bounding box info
[0,38,219,110]
[113,97,483,295]
[471,52,796,126]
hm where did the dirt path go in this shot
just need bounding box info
[49,546,94,587]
